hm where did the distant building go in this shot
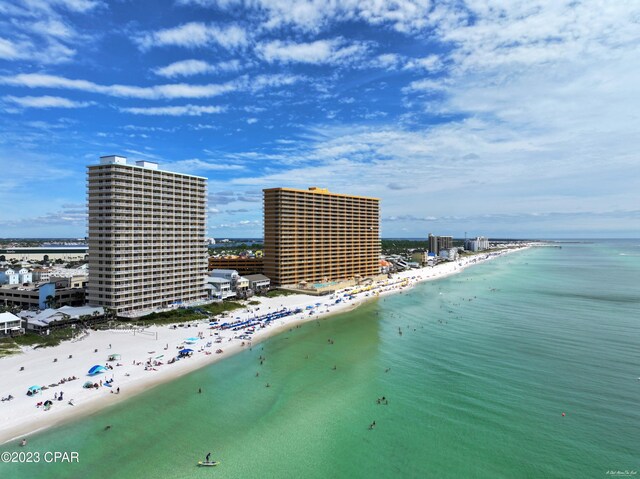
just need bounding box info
[428,234,453,255]
[0,268,19,285]
[208,257,264,275]
[465,236,489,252]
[439,249,458,261]
[31,268,52,283]
[263,187,380,287]
[87,155,208,316]
[50,275,88,289]
[0,247,88,262]
[411,252,429,266]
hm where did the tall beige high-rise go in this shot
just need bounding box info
[87,156,207,316]
[263,187,380,287]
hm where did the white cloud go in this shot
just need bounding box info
[258,38,369,65]
[136,22,248,50]
[0,0,100,65]
[154,59,215,78]
[178,0,434,34]
[120,104,226,116]
[0,72,302,99]
[403,78,448,93]
[153,59,243,78]
[3,95,91,108]
[0,37,20,59]
[403,54,443,72]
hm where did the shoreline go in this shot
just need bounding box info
[0,247,529,445]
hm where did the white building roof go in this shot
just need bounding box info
[0,311,21,324]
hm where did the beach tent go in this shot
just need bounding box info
[88,365,107,376]
[107,354,121,361]
[27,385,42,395]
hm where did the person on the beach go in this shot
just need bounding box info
[20,438,27,446]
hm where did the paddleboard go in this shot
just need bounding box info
[198,461,220,467]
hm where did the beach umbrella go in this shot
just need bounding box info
[88,365,106,375]
[28,385,42,391]
[179,348,193,354]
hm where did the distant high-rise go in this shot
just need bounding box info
[87,156,207,316]
[428,234,453,254]
[263,187,380,287]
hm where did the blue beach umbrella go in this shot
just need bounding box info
[179,348,193,354]
[28,385,42,391]
[87,365,106,376]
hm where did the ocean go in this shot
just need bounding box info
[1,240,638,478]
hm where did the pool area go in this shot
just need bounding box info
[312,281,339,289]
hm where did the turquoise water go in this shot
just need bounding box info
[1,241,639,478]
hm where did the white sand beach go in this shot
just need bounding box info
[0,247,527,445]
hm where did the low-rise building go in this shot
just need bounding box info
[24,305,104,331]
[245,274,271,292]
[411,251,429,266]
[0,268,19,285]
[0,246,88,262]
[439,249,459,261]
[31,268,52,283]
[0,311,23,336]
[17,268,32,284]
[0,283,85,310]
[50,275,88,289]
[205,276,236,300]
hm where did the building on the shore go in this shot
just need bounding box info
[205,276,235,300]
[87,155,208,316]
[411,251,429,266]
[263,187,380,287]
[0,282,85,309]
[465,236,489,252]
[21,305,105,331]
[0,311,23,336]
[245,274,271,292]
[208,256,264,275]
[428,234,453,255]
[439,249,459,261]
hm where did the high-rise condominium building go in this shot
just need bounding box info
[263,187,380,287]
[87,156,207,316]
[428,233,453,254]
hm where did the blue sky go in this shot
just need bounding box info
[0,0,639,239]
